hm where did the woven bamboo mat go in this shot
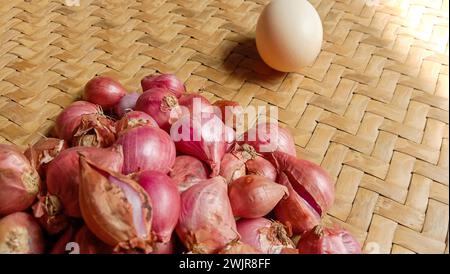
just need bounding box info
[0,0,448,254]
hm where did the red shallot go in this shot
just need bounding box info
[176,177,238,254]
[116,126,175,175]
[55,101,101,143]
[229,175,288,218]
[79,156,153,253]
[267,151,335,234]
[71,113,116,148]
[135,170,180,243]
[141,74,185,98]
[236,218,294,254]
[297,225,361,254]
[0,212,44,254]
[135,88,182,131]
[46,146,124,217]
[83,76,126,109]
[114,92,140,118]
[0,144,40,215]
[239,122,296,156]
[169,155,209,192]
[171,113,227,176]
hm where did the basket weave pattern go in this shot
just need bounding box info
[0,0,448,253]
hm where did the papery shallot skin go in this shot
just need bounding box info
[46,146,124,217]
[169,155,209,192]
[24,138,67,179]
[297,226,361,254]
[236,217,294,254]
[71,114,116,148]
[228,175,288,218]
[0,144,40,215]
[267,151,335,234]
[116,126,176,175]
[176,177,238,254]
[115,111,158,134]
[55,101,100,143]
[79,156,153,253]
[0,212,44,254]
[32,193,68,235]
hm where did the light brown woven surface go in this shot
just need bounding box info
[0,0,448,253]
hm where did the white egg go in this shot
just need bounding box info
[256,0,323,72]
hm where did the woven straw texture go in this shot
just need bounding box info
[0,0,448,254]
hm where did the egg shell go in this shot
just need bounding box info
[256,0,323,72]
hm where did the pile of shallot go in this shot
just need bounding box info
[0,74,361,254]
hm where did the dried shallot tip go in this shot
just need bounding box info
[114,92,140,118]
[0,144,40,215]
[228,175,288,218]
[32,194,68,235]
[267,151,335,234]
[135,170,180,243]
[297,225,361,254]
[169,155,209,192]
[84,76,127,109]
[71,113,116,148]
[78,155,154,253]
[171,113,227,177]
[115,110,158,134]
[176,177,238,254]
[135,88,182,131]
[24,138,67,178]
[239,122,296,156]
[141,74,186,98]
[46,146,124,218]
[237,217,294,254]
[116,126,176,175]
[0,212,44,254]
[55,101,101,143]
[212,100,243,130]
[75,226,114,254]
[217,240,263,254]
